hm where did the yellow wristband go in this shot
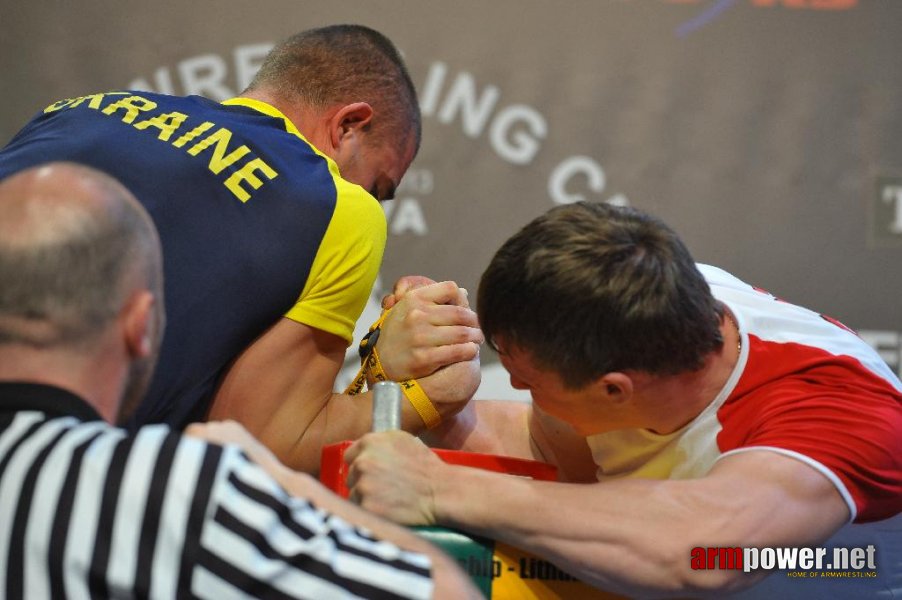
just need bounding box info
[398,377,442,429]
[370,346,442,429]
[368,346,389,383]
[343,308,443,429]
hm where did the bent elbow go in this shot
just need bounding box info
[674,563,767,597]
[620,544,767,598]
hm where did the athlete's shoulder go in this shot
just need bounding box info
[697,264,757,294]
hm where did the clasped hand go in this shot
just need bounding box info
[376,277,484,381]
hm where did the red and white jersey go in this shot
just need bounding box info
[587,265,901,520]
[586,265,902,596]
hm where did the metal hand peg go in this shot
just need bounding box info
[371,381,402,432]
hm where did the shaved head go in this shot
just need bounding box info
[0,162,164,422]
[248,24,421,154]
[0,162,162,346]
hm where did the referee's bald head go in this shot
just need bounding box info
[0,162,163,348]
[0,163,164,422]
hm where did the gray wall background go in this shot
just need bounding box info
[2,0,899,395]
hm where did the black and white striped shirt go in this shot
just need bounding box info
[0,383,434,599]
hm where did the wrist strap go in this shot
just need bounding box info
[343,309,443,428]
[344,309,388,396]
[398,376,442,429]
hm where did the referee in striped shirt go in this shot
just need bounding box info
[0,163,480,599]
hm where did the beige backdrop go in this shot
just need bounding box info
[1,0,900,396]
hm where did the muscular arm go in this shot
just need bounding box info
[422,400,597,483]
[208,284,482,473]
[347,433,850,597]
[208,318,362,473]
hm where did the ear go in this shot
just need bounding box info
[121,290,157,358]
[597,372,634,405]
[328,102,375,149]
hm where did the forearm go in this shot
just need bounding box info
[422,400,598,484]
[430,453,847,597]
[266,389,455,474]
[211,285,482,471]
[421,399,534,458]
[346,433,734,595]
[260,389,371,473]
[272,357,481,473]
[349,430,849,597]
[432,464,717,596]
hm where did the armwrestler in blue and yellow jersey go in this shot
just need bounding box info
[0,91,385,428]
[0,26,484,473]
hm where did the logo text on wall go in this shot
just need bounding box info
[418,61,626,209]
[130,47,628,230]
[872,177,902,247]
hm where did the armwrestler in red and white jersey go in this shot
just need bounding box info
[343,202,902,599]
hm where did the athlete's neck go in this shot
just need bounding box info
[632,310,742,435]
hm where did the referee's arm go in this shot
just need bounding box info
[185,419,482,599]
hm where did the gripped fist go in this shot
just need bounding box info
[414,350,482,422]
[377,280,484,381]
[345,431,444,526]
[381,275,438,309]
